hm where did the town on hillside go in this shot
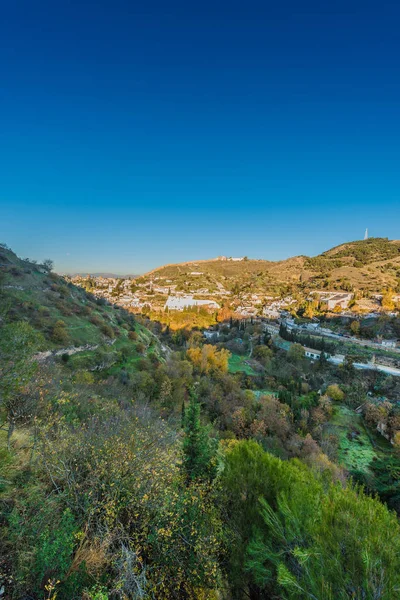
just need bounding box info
[68,254,400,376]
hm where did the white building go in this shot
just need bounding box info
[164,295,220,311]
[381,340,397,348]
[236,306,258,317]
[203,330,220,340]
[319,292,353,310]
[263,307,280,319]
[304,348,321,360]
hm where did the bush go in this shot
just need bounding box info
[326,384,345,401]
[100,324,114,338]
[89,315,103,327]
[136,342,145,354]
[74,370,95,385]
[7,498,84,598]
[38,306,51,317]
[222,440,400,599]
[51,320,69,344]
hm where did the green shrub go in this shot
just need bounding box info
[100,323,114,338]
[221,440,400,600]
[33,508,77,586]
[51,320,69,344]
[136,342,145,354]
[89,315,102,327]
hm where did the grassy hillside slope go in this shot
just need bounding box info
[0,244,164,371]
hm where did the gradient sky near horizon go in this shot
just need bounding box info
[1,1,400,274]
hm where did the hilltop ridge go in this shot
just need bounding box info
[139,237,400,294]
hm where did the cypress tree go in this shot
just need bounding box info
[181,399,185,428]
[182,389,215,481]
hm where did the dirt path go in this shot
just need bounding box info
[34,344,100,362]
[34,339,116,362]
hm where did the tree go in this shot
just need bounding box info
[350,320,360,335]
[382,289,395,311]
[394,431,400,452]
[253,345,272,366]
[303,303,314,319]
[182,390,216,481]
[287,343,305,363]
[42,259,54,272]
[326,384,345,402]
[221,440,400,600]
[51,320,69,344]
[187,344,230,374]
[0,321,41,447]
[246,476,400,600]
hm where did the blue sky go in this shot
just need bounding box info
[1,0,399,273]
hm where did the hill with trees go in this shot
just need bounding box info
[2,242,400,600]
[139,238,400,294]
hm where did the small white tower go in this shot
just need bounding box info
[364,228,368,240]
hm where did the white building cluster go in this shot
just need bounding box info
[164,295,220,311]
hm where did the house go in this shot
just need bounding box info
[320,292,353,310]
[284,318,296,330]
[263,307,280,319]
[304,322,320,331]
[203,330,220,340]
[381,339,397,348]
[164,295,220,311]
[236,306,258,317]
[304,348,321,360]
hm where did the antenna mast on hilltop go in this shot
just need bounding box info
[364,228,368,240]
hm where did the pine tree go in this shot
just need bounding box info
[181,399,185,428]
[182,389,216,481]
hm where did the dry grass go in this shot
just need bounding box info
[142,238,400,293]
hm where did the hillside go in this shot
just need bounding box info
[2,242,400,599]
[0,244,164,371]
[304,238,400,291]
[140,238,400,294]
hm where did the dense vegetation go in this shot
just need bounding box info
[1,245,400,599]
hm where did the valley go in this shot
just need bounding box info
[1,241,400,600]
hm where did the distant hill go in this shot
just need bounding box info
[64,272,138,278]
[139,238,400,294]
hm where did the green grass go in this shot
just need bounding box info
[60,315,106,345]
[228,353,257,375]
[252,389,276,399]
[106,353,143,376]
[326,406,381,476]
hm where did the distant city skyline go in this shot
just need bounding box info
[1,1,400,273]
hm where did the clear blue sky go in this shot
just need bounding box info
[1,1,399,274]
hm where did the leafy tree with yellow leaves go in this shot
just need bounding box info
[187,344,230,375]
